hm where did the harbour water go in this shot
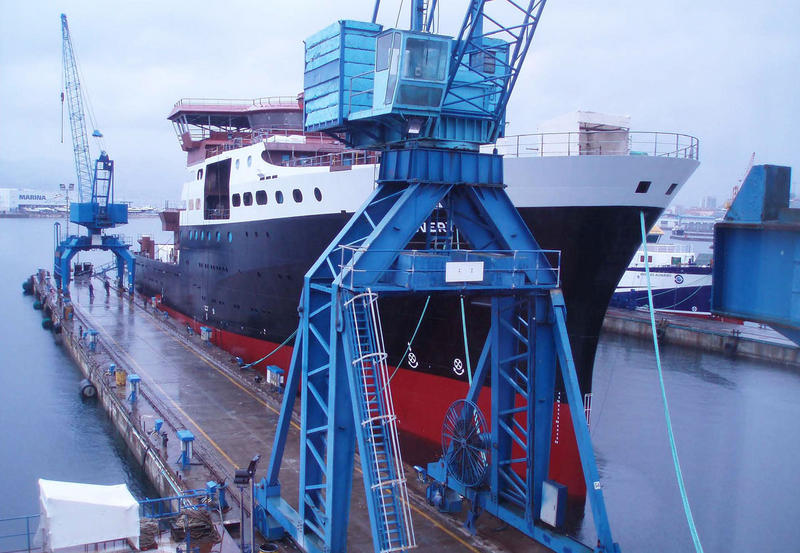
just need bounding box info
[0,217,166,520]
[2,216,800,552]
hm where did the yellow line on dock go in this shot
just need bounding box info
[87,302,479,552]
[94,324,239,469]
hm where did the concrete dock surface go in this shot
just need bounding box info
[68,280,557,553]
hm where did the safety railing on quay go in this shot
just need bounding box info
[487,130,699,160]
[0,515,40,553]
[336,246,561,290]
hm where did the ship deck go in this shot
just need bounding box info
[67,280,557,553]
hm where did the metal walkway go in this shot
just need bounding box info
[68,281,550,553]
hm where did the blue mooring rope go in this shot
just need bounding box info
[460,295,473,384]
[640,210,705,553]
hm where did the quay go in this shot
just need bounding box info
[603,306,800,366]
[27,271,553,553]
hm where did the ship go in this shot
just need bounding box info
[135,99,699,497]
[610,226,713,315]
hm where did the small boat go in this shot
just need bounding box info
[611,226,712,315]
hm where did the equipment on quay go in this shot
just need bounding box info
[54,14,134,297]
[257,1,619,552]
[177,430,196,469]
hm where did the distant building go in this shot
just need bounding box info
[701,195,717,209]
[0,188,64,214]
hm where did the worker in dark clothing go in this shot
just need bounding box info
[104,278,110,295]
[88,282,94,300]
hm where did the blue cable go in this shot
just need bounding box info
[460,295,473,384]
[640,211,705,553]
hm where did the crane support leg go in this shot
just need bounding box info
[257,149,618,553]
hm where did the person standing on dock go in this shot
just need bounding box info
[104,278,110,296]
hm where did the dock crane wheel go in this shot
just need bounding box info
[442,399,490,487]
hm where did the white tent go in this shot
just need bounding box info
[37,479,140,551]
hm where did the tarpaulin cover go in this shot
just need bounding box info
[37,479,139,550]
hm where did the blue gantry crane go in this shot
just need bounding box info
[54,14,134,297]
[256,2,619,552]
[712,164,800,344]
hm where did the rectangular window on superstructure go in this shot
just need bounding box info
[256,190,267,205]
[232,193,241,207]
[243,192,253,206]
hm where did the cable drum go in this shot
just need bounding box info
[441,399,490,487]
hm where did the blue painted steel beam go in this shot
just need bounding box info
[712,165,800,345]
[261,148,617,553]
[54,234,135,295]
[550,290,616,551]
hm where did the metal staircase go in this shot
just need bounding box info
[344,291,415,553]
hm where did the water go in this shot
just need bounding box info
[0,216,165,520]
[3,216,799,552]
[586,332,800,552]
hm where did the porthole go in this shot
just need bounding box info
[216,231,221,241]
[275,190,284,204]
[197,168,203,180]
[235,159,240,170]
[314,187,322,201]
[256,190,267,205]
[232,193,241,207]
[247,155,252,167]
[293,189,303,203]
[227,232,233,242]
[188,199,193,210]
[243,192,253,206]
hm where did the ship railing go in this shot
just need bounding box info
[282,150,380,168]
[642,244,693,253]
[335,246,561,291]
[0,514,41,553]
[172,96,299,110]
[485,131,700,160]
[204,208,230,220]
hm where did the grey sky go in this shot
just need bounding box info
[1,0,798,206]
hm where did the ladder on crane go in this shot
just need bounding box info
[345,291,414,552]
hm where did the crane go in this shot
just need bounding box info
[54,14,134,297]
[257,2,619,552]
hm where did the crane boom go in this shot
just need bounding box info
[60,13,94,203]
[444,0,546,142]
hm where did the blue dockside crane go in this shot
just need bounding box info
[713,164,800,345]
[54,14,134,297]
[257,2,620,552]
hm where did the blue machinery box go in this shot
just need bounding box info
[304,20,382,132]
